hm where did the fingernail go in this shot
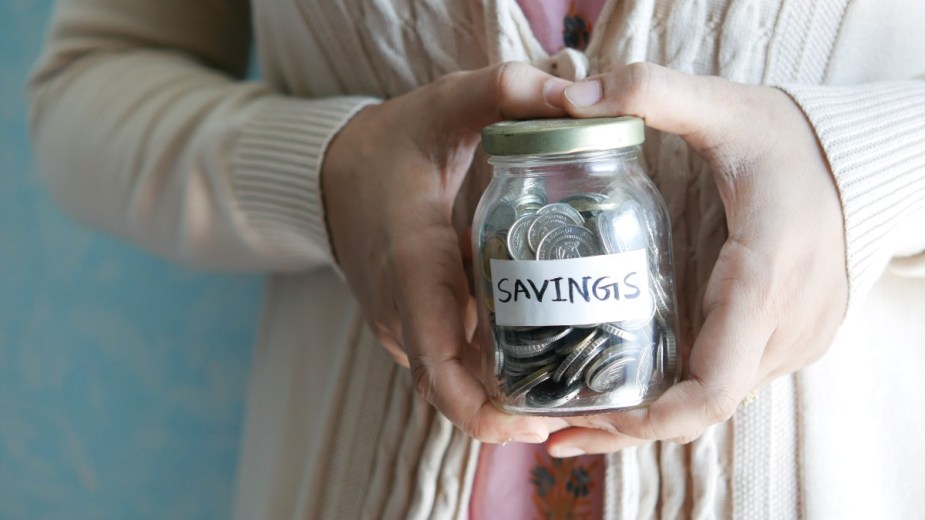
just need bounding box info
[564,80,602,108]
[550,445,585,458]
[544,78,571,107]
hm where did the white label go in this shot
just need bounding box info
[490,250,651,327]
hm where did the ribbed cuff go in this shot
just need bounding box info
[778,81,925,312]
[230,96,379,269]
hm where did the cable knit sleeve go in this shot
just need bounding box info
[28,0,378,272]
[778,80,925,311]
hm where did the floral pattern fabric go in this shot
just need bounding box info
[469,442,604,520]
[471,2,607,518]
[515,0,605,54]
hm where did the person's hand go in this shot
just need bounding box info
[322,63,572,444]
[545,63,848,456]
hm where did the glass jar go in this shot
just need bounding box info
[472,117,680,415]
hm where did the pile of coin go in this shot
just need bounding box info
[496,320,675,408]
[479,178,678,410]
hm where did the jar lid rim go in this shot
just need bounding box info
[481,117,644,156]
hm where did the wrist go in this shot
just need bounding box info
[320,102,381,265]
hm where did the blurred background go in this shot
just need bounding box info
[0,1,263,518]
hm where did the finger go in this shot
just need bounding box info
[464,295,479,344]
[561,62,746,156]
[372,294,409,367]
[461,336,483,380]
[393,225,557,444]
[445,62,572,131]
[580,240,773,442]
[546,427,650,457]
[374,326,410,368]
[632,240,771,440]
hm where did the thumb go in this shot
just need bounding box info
[443,62,572,132]
[561,62,743,156]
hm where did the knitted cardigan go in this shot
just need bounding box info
[29,0,925,518]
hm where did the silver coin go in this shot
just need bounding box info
[500,179,546,205]
[661,324,679,382]
[634,343,656,395]
[649,321,677,386]
[585,346,637,393]
[506,326,573,346]
[651,277,672,317]
[500,326,572,359]
[486,202,518,232]
[635,203,661,260]
[506,214,537,260]
[526,377,582,408]
[594,202,648,254]
[504,364,554,399]
[515,176,546,193]
[536,202,585,226]
[517,202,544,216]
[480,233,509,282]
[553,328,598,356]
[503,353,559,377]
[652,327,665,384]
[598,322,638,341]
[512,193,547,211]
[613,328,648,353]
[616,291,656,330]
[536,225,601,260]
[500,337,557,359]
[495,352,505,378]
[560,335,610,385]
[560,192,609,205]
[559,193,617,217]
[493,337,505,377]
[527,213,572,252]
[553,331,608,385]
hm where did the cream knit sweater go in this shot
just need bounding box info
[30,0,925,518]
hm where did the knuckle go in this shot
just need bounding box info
[373,326,409,366]
[636,417,666,440]
[669,432,702,445]
[462,413,490,442]
[705,237,774,313]
[619,62,656,108]
[389,351,410,368]
[619,408,667,441]
[491,61,531,111]
[373,326,397,351]
[702,388,740,424]
[410,359,436,403]
[461,404,510,444]
[492,62,524,94]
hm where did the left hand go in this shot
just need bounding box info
[323,63,573,445]
[544,63,848,456]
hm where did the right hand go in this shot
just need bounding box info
[322,63,572,444]
[545,63,848,455]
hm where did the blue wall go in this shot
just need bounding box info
[0,1,263,518]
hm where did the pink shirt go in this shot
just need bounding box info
[469,442,605,519]
[516,0,606,54]
[469,5,608,518]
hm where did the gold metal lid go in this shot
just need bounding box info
[481,116,644,156]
